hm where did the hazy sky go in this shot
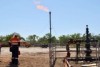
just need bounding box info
[0,0,100,37]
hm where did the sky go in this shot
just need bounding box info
[0,0,100,38]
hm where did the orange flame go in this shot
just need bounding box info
[36,5,49,12]
[33,0,49,12]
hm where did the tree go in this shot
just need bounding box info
[58,35,71,46]
[3,34,13,44]
[37,33,57,44]
[26,35,38,45]
[70,33,81,40]
[94,34,100,41]
[0,36,5,43]
[38,36,48,44]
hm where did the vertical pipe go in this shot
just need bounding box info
[49,11,52,67]
[49,11,52,44]
[85,25,92,61]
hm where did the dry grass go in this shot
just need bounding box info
[0,47,97,67]
[0,47,49,67]
[0,53,49,67]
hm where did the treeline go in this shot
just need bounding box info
[0,33,100,47]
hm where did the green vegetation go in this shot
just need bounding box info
[0,33,100,47]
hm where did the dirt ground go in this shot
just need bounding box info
[0,47,66,67]
[0,47,50,67]
[0,47,98,67]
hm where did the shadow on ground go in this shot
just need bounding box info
[6,62,18,67]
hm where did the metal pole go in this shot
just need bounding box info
[49,11,52,67]
[49,11,52,44]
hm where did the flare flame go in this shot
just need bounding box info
[33,0,49,12]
